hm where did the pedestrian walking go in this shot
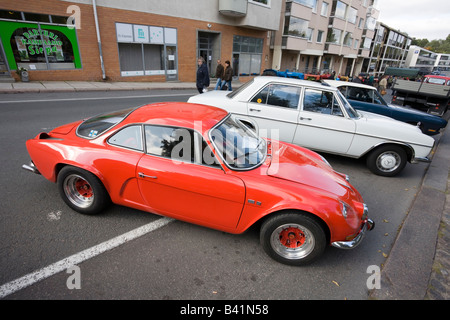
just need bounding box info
[214,59,224,90]
[221,60,233,91]
[379,76,387,96]
[196,56,210,94]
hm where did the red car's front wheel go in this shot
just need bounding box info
[58,166,110,215]
[260,212,326,266]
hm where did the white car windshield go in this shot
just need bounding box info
[210,116,266,170]
[336,91,360,119]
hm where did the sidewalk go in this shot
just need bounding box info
[370,113,450,300]
[0,80,200,93]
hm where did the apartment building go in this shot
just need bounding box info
[404,45,441,74]
[0,0,281,82]
[270,0,379,78]
[362,22,412,77]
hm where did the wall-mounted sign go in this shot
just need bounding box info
[133,25,149,43]
[116,23,133,42]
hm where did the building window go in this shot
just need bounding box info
[317,30,324,43]
[347,7,357,24]
[233,35,263,76]
[321,2,329,16]
[307,28,314,41]
[358,18,365,29]
[284,16,310,38]
[249,0,270,7]
[116,23,177,78]
[1,20,81,71]
[333,1,347,20]
[343,32,353,47]
[326,28,342,44]
[293,0,317,12]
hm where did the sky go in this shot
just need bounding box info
[376,0,450,41]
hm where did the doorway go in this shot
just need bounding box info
[197,31,220,76]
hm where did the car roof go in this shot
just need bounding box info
[323,79,375,90]
[125,102,229,133]
[255,76,339,91]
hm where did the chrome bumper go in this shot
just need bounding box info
[22,161,40,175]
[331,218,375,250]
[411,156,431,164]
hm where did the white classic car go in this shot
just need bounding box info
[188,76,435,177]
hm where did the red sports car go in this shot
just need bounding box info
[23,102,373,265]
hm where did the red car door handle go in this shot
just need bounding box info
[138,172,157,179]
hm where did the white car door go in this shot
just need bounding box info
[294,88,356,155]
[246,83,301,143]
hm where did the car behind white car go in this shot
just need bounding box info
[188,76,435,177]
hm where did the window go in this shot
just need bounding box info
[108,125,143,151]
[251,84,301,109]
[144,125,219,167]
[365,17,376,31]
[77,107,136,139]
[303,89,343,116]
[341,86,385,105]
[2,20,81,71]
[284,16,310,38]
[250,0,270,6]
[326,28,342,44]
[210,117,266,170]
[307,28,314,41]
[334,1,347,20]
[293,0,317,11]
[116,23,177,77]
[317,30,324,43]
[343,32,353,47]
[358,18,365,29]
[233,36,263,76]
[321,2,329,16]
[347,7,357,24]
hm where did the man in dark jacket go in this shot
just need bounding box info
[196,57,210,93]
[214,59,224,90]
[221,60,233,91]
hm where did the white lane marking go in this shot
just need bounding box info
[0,217,173,298]
[0,93,194,104]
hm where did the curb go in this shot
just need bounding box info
[370,121,450,300]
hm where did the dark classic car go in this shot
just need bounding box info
[324,80,448,135]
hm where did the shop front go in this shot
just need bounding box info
[0,15,82,78]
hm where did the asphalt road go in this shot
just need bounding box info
[0,90,440,302]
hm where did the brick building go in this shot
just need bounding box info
[0,0,281,82]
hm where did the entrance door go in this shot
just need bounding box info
[197,32,220,76]
[165,46,178,81]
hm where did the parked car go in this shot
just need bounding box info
[323,79,448,135]
[188,76,435,177]
[22,102,374,265]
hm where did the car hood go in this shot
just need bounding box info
[267,143,353,198]
[387,104,448,124]
[355,110,434,145]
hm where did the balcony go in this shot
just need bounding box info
[219,0,247,17]
[219,0,282,30]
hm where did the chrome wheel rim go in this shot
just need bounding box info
[63,174,94,208]
[376,151,401,172]
[270,223,315,260]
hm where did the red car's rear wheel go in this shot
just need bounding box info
[58,166,110,215]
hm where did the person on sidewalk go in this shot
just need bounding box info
[196,56,210,94]
[214,59,224,90]
[221,60,233,91]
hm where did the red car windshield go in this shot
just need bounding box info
[77,107,136,139]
